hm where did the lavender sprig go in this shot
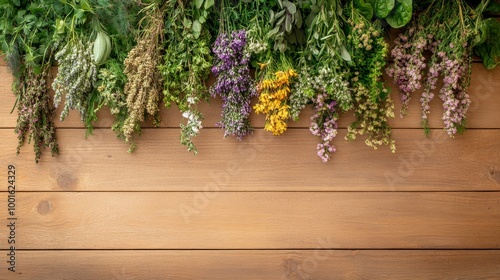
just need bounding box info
[210,30,257,139]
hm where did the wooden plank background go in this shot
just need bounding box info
[0,57,499,279]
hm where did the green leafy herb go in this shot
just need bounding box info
[385,0,412,28]
[373,0,395,18]
[474,18,500,69]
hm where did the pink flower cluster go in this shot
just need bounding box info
[388,23,473,136]
[386,28,427,117]
[439,55,471,136]
[310,92,338,162]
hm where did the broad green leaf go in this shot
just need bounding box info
[269,10,275,24]
[283,0,296,14]
[355,0,374,19]
[474,18,500,69]
[485,2,500,14]
[295,10,302,27]
[285,14,292,32]
[80,0,92,12]
[385,0,412,28]
[373,0,394,18]
[285,31,296,44]
[192,20,201,32]
[295,28,306,44]
[204,0,214,9]
[183,17,192,28]
[195,0,203,9]
[305,12,316,27]
[340,45,351,62]
[266,26,280,38]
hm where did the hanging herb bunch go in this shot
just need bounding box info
[52,0,98,122]
[345,0,396,153]
[387,0,483,136]
[122,1,166,146]
[159,0,214,154]
[253,0,305,137]
[85,0,141,141]
[209,0,258,140]
[0,1,62,163]
[290,0,351,162]
[254,57,298,136]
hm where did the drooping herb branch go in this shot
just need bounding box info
[0,1,63,162]
[345,1,396,153]
[159,0,213,154]
[387,0,483,136]
[122,1,166,149]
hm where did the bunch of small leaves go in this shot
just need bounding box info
[0,1,63,78]
[159,1,213,153]
[473,0,500,69]
[122,2,165,144]
[15,67,58,163]
[287,0,352,161]
[266,0,306,52]
[345,6,396,152]
[293,0,352,112]
[0,1,64,162]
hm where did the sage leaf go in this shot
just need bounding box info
[195,0,203,9]
[340,45,351,62]
[283,1,297,14]
[355,0,375,19]
[204,0,214,10]
[474,18,500,69]
[374,0,395,19]
[385,0,412,28]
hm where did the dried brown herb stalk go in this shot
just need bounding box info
[122,3,165,143]
[15,67,58,163]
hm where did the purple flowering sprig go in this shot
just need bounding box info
[310,92,338,163]
[210,30,258,139]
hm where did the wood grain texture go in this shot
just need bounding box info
[1,128,498,192]
[1,64,499,129]
[0,192,499,249]
[3,250,499,279]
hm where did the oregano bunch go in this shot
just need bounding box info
[345,3,395,152]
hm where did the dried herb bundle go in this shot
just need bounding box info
[122,2,165,144]
[15,67,58,163]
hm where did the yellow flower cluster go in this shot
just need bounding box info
[254,69,298,135]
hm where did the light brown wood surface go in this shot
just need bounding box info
[1,55,500,279]
[1,129,499,191]
[3,250,500,279]
[0,192,499,249]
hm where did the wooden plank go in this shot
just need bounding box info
[1,64,499,129]
[3,250,500,279]
[0,192,499,249]
[1,128,498,192]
